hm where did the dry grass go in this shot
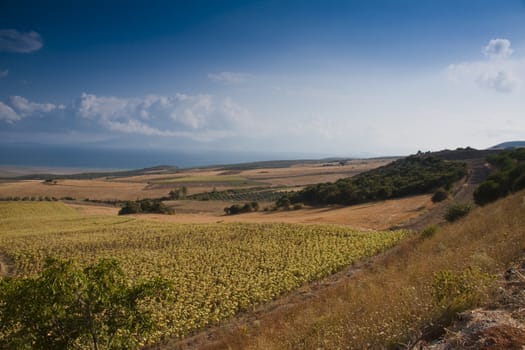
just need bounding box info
[177,189,525,350]
[139,195,432,230]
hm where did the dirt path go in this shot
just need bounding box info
[401,158,490,231]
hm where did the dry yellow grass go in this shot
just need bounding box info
[168,189,525,350]
[136,195,431,230]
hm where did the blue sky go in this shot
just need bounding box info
[1,0,525,162]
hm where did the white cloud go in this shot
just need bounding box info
[448,38,523,93]
[483,38,513,59]
[208,71,252,84]
[77,93,252,140]
[0,96,62,123]
[0,102,21,123]
[0,69,8,78]
[0,29,43,53]
[78,93,130,120]
[1,92,253,141]
[476,70,520,93]
[8,96,63,117]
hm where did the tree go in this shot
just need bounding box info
[444,204,471,222]
[118,201,141,215]
[473,180,502,205]
[168,186,187,200]
[180,186,188,199]
[0,258,171,349]
[431,188,449,203]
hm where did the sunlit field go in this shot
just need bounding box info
[0,201,408,341]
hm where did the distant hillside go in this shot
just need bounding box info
[489,141,525,150]
[283,155,467,206]
[12,165,178,181]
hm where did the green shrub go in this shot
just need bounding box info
[432,267,494,314]
[445,204,471,222]
[421,225,438,239]
[119,201,142,215]
[474,180,502,205]
[119,199,173,215]
[224,202,259,215]
[431,188,448,203]
[276,196,291,209]
[474,149,525,205]
[0,258,171,349]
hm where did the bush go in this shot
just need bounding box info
[421,225,438,239]
[119,201,142,215]
[168,186,188,200]
[444,204,471,222]
[119,199,174,215]
[0,258,171,349]
[474,180,502,205]
[432,267,494,315]
[276,196,291,209]
[224,202,259,215]
[474,149,525,205]
[431,188,448,203]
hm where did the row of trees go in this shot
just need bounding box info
[474,148,525,205]
[119,199,174,215]
[279,156,467,206]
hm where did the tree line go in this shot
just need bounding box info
[277,156,467,206]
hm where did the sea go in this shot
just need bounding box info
[0,144,331,170]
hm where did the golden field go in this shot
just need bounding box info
[0,201,408,342]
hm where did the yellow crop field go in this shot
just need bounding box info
[0,201,409,341]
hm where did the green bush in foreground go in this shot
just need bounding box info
[433,267,494,316]
[0,258,171,350]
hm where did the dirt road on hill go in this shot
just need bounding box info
[402,158,490,231]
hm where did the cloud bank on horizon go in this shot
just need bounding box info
[0,1,524,157]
